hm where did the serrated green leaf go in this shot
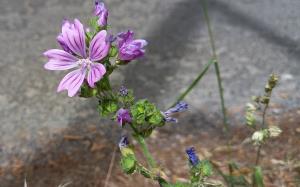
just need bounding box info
[149,111,163,125]
[98,99,118,117]
[201,160,212,177]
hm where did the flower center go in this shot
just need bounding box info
[77,58,93,69]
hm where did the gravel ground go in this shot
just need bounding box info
[0,0,299,186]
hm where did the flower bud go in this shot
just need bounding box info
[186,147,200,166]
[246,103,256,112]
[268,126,282,137]
[119,136,129,149]
[94,1,108,27]
[117,30,147,61]
[163,101,188,123]
[119,86,128,96]
[116,108,132,126]
[268,73,279,89]
[245,112,256,127]
[252,131,264,145]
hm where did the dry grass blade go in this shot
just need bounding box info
[104,146,117,187]
[58,181,72,187]
[24,178,27,187]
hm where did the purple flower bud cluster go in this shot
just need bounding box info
[119,86,128,96]
[186,147,200,166]
[163,101,188,123]
[117,108,132,126]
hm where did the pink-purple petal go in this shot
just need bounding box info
[61,19,87,58]
[89,30,110,61]
[43,49,78,62]
[44,60,78,71]
[87,63,106,88]
[57,68,86,97]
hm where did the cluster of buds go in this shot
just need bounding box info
[253,73,279,105]
[252,126,282,145]
[244,73,282,145]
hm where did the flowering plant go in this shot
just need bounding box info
[42,1,285,187]
[43,1,219,187]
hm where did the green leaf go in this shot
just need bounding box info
[148,111,164,125]
[89,16,100,32]
[252,166,265,187]
[118,89,135,106]
[140,127,154,138]
[173,182,191,187]
[200,160,212,177]
[109,45,118,57]
[79,83,98,98]
[98,99,118,117]
[97,75,111,91]
[120,154,136,174]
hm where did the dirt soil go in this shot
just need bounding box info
[1,108,299,187]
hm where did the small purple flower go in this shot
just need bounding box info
[117,108,132,126]
[186,147,200,166]
[119,86,128,96]
[44,19,110,97]
[162,101,188,123]
[117,30,147,61]
[119,136,129,149]
[94,1,108,27]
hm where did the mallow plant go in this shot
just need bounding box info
[43,1,220,187]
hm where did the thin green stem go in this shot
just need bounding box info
[130,124,157,169]
[135,135,157,169]
[201,0,229,131]
[171,58,216,107]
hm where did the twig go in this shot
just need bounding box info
[104,146,117,187]
[254,103,269,166]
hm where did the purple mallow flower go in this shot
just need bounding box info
[119,86,128,96]
[162,101,188,123]
[117,30,147,61]
[44,19,110,97]
[94,1,108,27]
[186,147,200,166]
[119,136,129,149]
[117,108,132,126]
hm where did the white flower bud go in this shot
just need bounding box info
[268,126,282,137]
[252,131,264,145]
[246,103,256,112]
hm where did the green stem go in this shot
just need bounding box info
[130,124,157,169]
[171,58,216,107]
[135,134,157,169]
[201,0,229,131]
